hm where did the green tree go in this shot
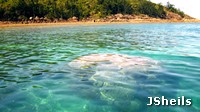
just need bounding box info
[166,2,185,17]
[0,0,185,21]
[138,1,166,18]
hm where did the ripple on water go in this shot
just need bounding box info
[0,24,200,112]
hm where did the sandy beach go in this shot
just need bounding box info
[0,19,199,28]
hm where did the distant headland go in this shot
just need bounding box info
[0,0,199,26]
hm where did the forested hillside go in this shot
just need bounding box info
[0,0,186,21]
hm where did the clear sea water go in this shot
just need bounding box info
[0,23,200,112]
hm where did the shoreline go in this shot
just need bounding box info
[0,19,200,28]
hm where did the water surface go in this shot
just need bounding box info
[0,23,200,112]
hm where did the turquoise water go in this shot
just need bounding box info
[0,23,200,112]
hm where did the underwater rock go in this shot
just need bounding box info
[69,53,160,80]
[69,53,159,72]
[69,53,160,111]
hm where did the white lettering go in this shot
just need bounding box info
[154,97,160,105]
[147,97,153,106]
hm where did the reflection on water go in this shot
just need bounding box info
[0,23,200,112]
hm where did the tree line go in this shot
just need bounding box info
[0,0,185,21]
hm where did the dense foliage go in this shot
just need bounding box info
[0,0,184,21]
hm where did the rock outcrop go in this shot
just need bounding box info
[166,11,182,20]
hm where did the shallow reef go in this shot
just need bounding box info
[69,53,161,111]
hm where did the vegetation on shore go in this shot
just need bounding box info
[0,0,188,21]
